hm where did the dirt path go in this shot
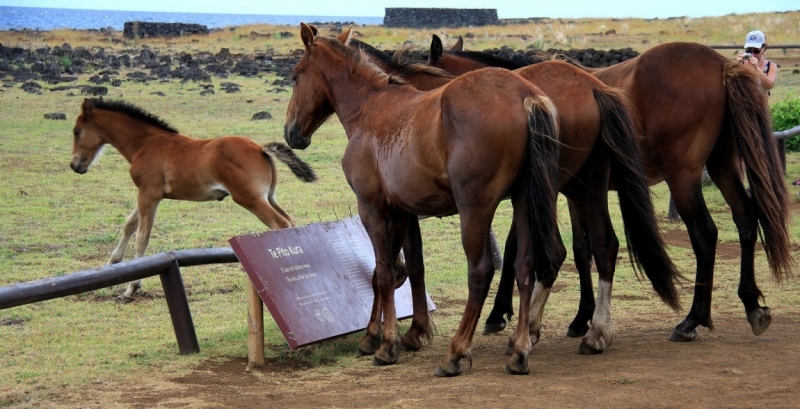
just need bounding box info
[58,313,799,409]
[48,220,800,408]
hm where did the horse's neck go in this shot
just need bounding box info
[97,112,159,162]
[325,71,394,134]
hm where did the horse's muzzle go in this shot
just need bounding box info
[70,159,88,174]
[283,123,311,150]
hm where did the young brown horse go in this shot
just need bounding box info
[366,44,682,354]
[70,98,317,300]
[284,24,563,376]
[430,38,793,342]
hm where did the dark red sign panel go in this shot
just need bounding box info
[229,217,436,349]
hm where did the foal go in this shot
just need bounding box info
[70,98,316,300]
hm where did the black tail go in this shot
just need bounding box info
[594,87,682,311]
[263,142,318,183]
[724,62,793,281]
[523,95,565,285]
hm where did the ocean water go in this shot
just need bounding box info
[0,6,383,31]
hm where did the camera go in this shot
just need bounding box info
[743,53,752,59]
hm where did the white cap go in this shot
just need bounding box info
[744,30,765,49]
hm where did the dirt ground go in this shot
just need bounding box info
[47,223,800,409]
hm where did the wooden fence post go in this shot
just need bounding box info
[246,280,265,368]
[160,260,200,355]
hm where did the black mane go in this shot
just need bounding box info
[391,45,454,79]
[88,98,179,134]
[446,50,531,70]
[349,38,393,65]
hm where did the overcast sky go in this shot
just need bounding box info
[0,0,797,19]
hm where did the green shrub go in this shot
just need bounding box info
[773,98,800,152]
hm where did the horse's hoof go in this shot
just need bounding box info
[400,336,422,352]
[372,343,399,366]
[116,295,134,303]
[748,307,772,336]
[577,338,606,355]
[504,353,530,375]
[483,320,506,335]
[669,328,698,342]
[372,354,397,366]
[434,361,463,377]
[356,333,380,357]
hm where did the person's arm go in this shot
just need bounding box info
[759,60,778,90]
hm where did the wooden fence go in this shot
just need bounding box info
[0,247,239,355]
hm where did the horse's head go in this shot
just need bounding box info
[283,23,351,150]
[70,98,106,174]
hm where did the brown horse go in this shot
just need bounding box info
[430,37,793,342]
[353,42,683,354]
[70,98,317,300]
[284,24,564,376]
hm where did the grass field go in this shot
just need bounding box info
[2,11,800,407]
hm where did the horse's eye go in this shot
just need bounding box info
[73,129,80,139]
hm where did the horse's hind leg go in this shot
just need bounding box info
[667,174,717,342]
[435,207,497,377]
[232,193,294,231]
[483,224,517,335]
[565,200,596,339]
[569,196,618,355]
[706,151,767,335]
[265,183,297,226]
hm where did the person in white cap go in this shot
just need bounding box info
[736,30,778,95]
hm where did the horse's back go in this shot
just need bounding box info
[594,43,730,170]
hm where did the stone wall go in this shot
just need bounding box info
[384,8,499,28]
[123,22,209,39]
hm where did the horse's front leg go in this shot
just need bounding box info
[108,208,139,264]
[120,195,160,301]
[359,208,406,366]
[356,270,382,357]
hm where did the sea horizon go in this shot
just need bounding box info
[0,5,384,31]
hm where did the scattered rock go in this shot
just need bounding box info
[251,111,273,120]
[220,82,241,93]
[200,89,215,96]
[21,81,42,94]
[82,86,108,96]
[150,91,166,96]
[44,112,67,120]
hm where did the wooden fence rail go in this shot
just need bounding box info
[709,44,800,53]
[0,247,239,355]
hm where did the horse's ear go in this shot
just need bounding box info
[429,34,444,65]
[81,98,94,114]
[336,25,353,44]
[451,35,464,51]
[300,22,316,50]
